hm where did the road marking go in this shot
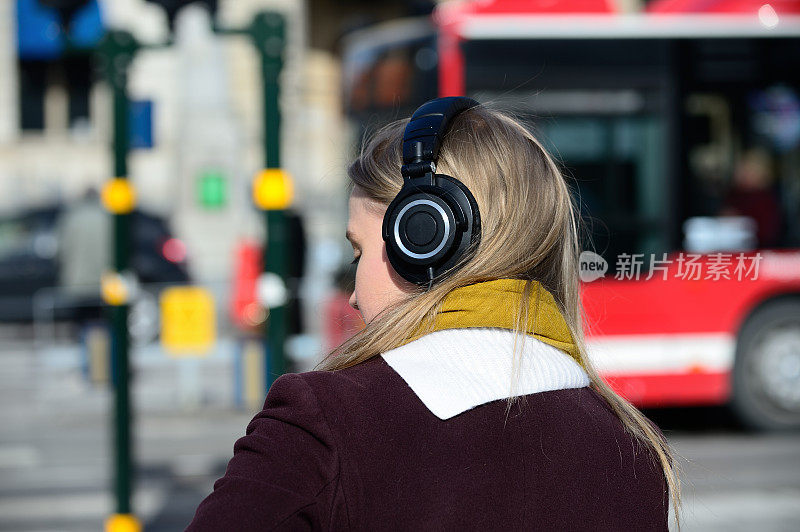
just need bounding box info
[0,445,41,468]
[676,488,800,530]
[0,487,166,522]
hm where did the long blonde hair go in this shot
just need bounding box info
[315,105,680,524]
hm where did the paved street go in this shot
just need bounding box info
[0,332,253,531]
[0,332,798,531]
[655,412,800,531]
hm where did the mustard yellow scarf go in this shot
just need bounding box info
[407,279,580,364]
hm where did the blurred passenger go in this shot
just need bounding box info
[721,148,783,248]
[188,99,678,530]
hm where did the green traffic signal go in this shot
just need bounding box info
[197,169,227,209]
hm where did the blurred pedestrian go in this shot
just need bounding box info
[56,187,111,382]
[323,265,364,352]
[188,98,678,530]
[56,187,110,322]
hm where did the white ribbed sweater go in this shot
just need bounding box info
[380,327,590,420]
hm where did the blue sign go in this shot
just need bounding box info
[130,100,154,150]
[16,0,104,60]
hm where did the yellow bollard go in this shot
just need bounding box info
[87,326,110,385]
[243,339,266,411]
[105,513,141,532]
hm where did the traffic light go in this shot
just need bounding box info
[197,168,227,209]
[37,0,90,32]
[144,0,218,33]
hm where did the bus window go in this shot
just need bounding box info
[463,38,672,275]
[535,114,667,274]
[342,18,437,123]
[683,85,800,251]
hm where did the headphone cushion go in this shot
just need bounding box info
[382,174,481,285]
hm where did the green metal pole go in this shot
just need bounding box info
[251,13,288,388]
[98,30,138,525]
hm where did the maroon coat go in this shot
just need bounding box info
[187,330,668,531]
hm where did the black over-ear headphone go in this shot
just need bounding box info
[382,97,482,287]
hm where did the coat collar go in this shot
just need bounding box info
[380,327,590,420]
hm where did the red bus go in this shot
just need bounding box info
[342,0,800,430]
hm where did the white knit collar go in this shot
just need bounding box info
[380,327,589,420]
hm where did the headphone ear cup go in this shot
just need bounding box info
[386,96,483,287]
[383,185,457,285]
[382,174,480,286]
[435,174,481,240]
[429,174,481,277]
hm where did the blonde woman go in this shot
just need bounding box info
[188,98,679,530]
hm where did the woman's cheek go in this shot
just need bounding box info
[353,265,372,321]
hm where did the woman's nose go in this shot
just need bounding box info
[348,291,358,310]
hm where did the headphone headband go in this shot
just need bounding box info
[382,97,482,287]
[401,97,480,179]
